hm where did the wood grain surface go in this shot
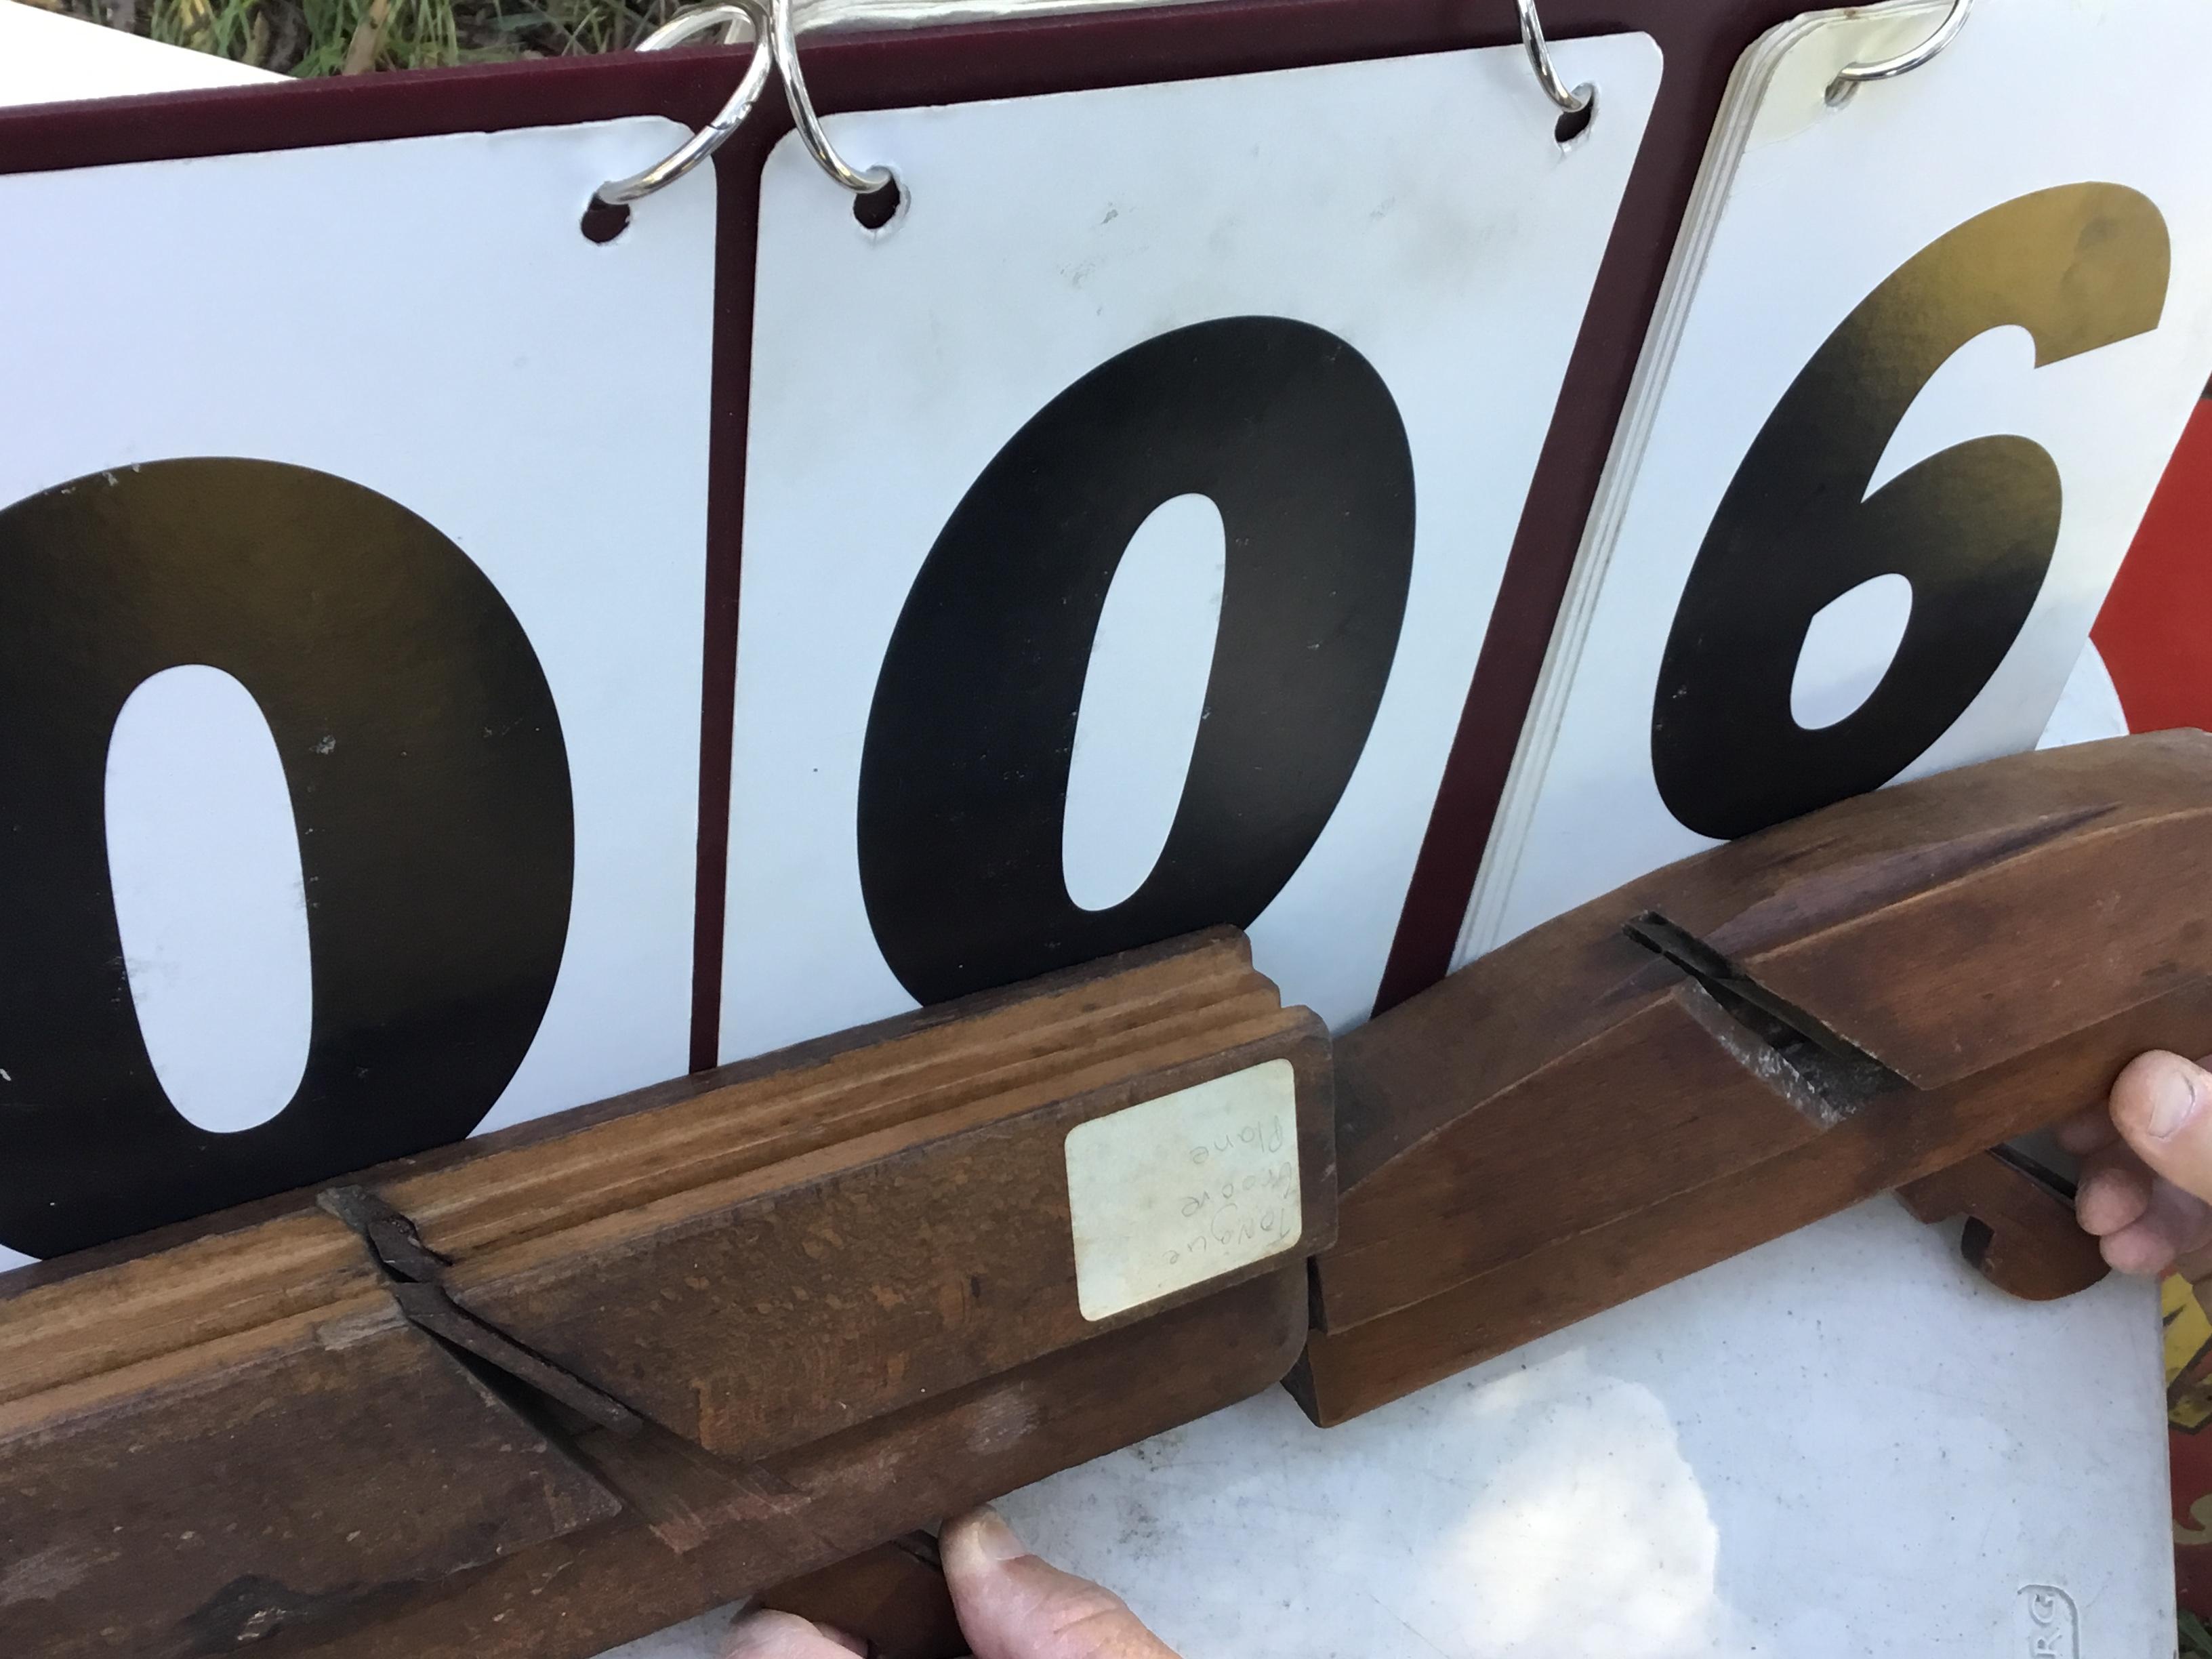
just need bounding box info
[1295,733,2212,1425]
[2,930,1328,1659]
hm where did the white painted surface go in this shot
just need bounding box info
[1789,573,1913,731]
[106,665,312,1134]
[720,32,1662,1059]
[998,1201,2168,1659]
[2039,638,2132,754]
[1063,493,1225,914]
[1064,1057,1298,1320]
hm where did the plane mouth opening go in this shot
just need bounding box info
[1622,910,1906,1121]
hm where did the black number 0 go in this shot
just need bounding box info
[1653,182,2171,840]
[859,316,1416,1004]
[0,459,573,1259]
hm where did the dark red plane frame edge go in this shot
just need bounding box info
[0,0,1818,1067]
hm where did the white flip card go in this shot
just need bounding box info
[0,121,717,1267]
[1460,0,2212,960]
[721,33,1662,1061]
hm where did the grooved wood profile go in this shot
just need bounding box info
[0,929,1332,1659]
[1292,733,2212,1427]
[1895,1149,2108,1302]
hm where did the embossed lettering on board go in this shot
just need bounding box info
[2013,1584,2079,1659]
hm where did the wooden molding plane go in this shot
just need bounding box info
[1290,731,2212,1427]
[0,929,1333,1659]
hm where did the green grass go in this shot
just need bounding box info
[20,0,689,73]
[2183,1609,2212,1659]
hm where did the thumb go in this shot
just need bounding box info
[940,1508,1181,1659]
[2109,1050,2212,1202]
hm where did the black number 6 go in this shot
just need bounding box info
[1653,182,2170,840]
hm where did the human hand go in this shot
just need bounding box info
[2065,1049,2212,1277]
[722,1508,1183,1659]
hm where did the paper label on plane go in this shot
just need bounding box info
[1063,1058,1300,1322]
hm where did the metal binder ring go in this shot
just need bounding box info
[1516,0,1592,118]
[769,0,895,197]
[595,1,775,208]
[1828,0,1973,100]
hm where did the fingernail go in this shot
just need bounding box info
[960,1507,1028,1565]
[2150,1063,2203,1138]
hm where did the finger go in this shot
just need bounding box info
[2074,1144,2155,1236]
[2055,1102,2122,1157]
[2099,1174,2212,1277]
[942,1508,1181,1659]
[724,1610,869,1659]
[2109,1052,2212,1206]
